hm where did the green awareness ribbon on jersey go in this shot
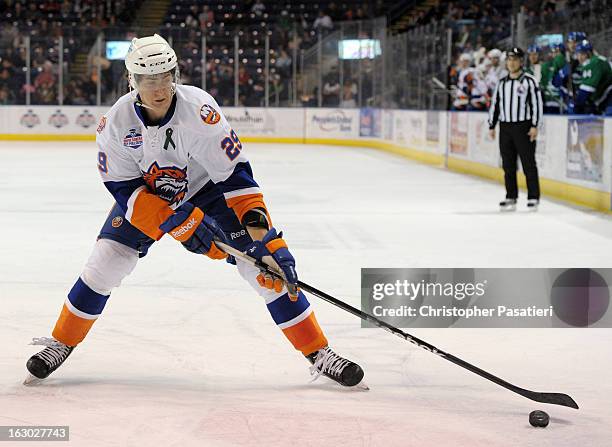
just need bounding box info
[164,128,176,150]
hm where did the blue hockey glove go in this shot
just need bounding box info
[159,202,228,260]
[244,228,299,301]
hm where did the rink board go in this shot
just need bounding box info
[0,106,610,211]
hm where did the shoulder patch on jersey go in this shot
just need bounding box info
[111,216,124,228]
[142,161,188,206]
[123,128,143,149]
[97,116,107,134]
[200,104,221,125]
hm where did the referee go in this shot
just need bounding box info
[488,47,543,211]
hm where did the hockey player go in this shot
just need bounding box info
[566,32,587,97]
[25,34,365,388]
[572,40,612,114]
[452,53,473,110]
[484,49,507,95]
[525,45,542,83]
[540,44,564,114]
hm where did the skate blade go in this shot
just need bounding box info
[23,374,44,386]
[349,381,370,391]
[499,206,516,212]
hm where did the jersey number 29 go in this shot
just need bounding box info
[221,129,242,161]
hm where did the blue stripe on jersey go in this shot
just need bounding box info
[266,291,310,325]
[218,162,259,195]
[103,178,146,213]
[68,277,110,316]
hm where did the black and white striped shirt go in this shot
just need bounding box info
[488,71,543,129]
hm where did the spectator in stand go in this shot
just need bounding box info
[33,60,57,104]
[0,85,13,104]
[339,79,357,108]
[313,10,333,33]
[275,49,292,78]
[276,9,292,42]
[185,5,200,29]
[250,76,265,106]
[301,87,318,107]
[269,73,285,105]
[327,2,340,21]
[251,0,265,17]
[0,69,16,102]
[34,61,55,88]
[237,66,251,105]
[199,5,214,28]
[322,70,340,106]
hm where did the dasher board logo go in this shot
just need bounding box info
[76,109,97,128]
[49,110,69,128]
[312,110,353,132]
[225,109,275,133]
[123,128,143,149]
[20,109,40,128]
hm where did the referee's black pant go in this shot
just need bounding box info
[499,121,540,200]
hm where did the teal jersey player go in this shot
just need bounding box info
[578,55,612,108]
[574,40,612,113]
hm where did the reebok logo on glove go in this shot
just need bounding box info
[171,217,198,239]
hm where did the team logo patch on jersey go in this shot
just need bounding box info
[123,128,143,149]
[143,161,188,206]
[97,116,107,134]
[200,104,221,125]
[111,216,123,228]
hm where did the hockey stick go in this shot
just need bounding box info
[215,240,579,409]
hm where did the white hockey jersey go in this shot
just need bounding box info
[485,65,508,93]
[96,85,264,240]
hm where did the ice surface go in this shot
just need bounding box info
[1,141,611,446]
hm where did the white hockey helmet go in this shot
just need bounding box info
[488,48,502,59]
[125,34,179,93]
[459,53,472,63]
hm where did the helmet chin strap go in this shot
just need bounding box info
[128,72,178,111]
[134,98,155,110]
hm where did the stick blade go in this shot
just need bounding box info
[525,391,579,409]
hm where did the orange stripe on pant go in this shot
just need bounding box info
[52,304,97,347]
[281,312,328,356]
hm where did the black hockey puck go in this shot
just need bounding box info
[529,410,549,427]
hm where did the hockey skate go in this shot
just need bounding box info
[24,338,74,386]
[527,199,539,211]
[499,198,517,212]
[307,346,368,390]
